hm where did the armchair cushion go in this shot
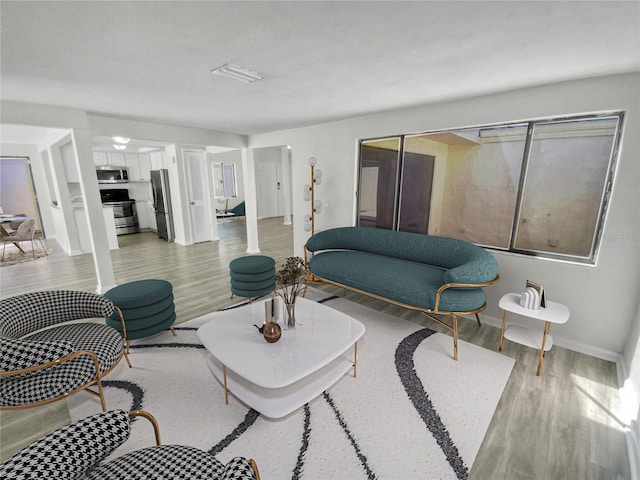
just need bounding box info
[0,337,75,372]
[0,290,115,339]
[86,444,226,480]
[0,410,130,480]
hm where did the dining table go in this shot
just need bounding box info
[0,214,28,254]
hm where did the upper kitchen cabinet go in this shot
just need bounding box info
[93,151,108,166]
[108,152,126,166]
[93,151,126,166]
[150,150,165,170]
[125,153,140,180]
[93,151,151,181]
[125,153,151,181]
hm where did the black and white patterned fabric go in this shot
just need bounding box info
[1,407,257,480]
[0,290,115,339]
[0,291,123,408]
[0,337,75,372]
[87,444,225,479]
[0,410,130,480]
[87,446,257,480]
[220,456,257,480]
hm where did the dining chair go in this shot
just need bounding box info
[0,218,47,261]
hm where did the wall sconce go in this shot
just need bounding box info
[303,156,323,234]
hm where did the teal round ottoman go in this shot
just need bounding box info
[104,279,176,342]
[229,255,276,301]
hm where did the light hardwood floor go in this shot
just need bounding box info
[0,217,630,478]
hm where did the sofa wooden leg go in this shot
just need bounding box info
[452,314,458,361]
[475,313,482,327]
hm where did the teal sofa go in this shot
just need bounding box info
[304,227,499,360]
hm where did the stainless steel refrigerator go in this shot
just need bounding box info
[150,169,174,241]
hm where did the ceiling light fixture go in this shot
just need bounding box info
[112,136,130,144]
[113,144,127,150]
[210,63,266,84]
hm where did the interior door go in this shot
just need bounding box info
[184,150,210,243]
[256,161,281,219]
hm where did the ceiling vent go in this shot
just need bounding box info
[210,63,266,84]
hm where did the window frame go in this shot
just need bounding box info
[356,111,624,265]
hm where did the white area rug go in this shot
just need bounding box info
[68,289,514,480]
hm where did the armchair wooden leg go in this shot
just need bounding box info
[250,458,261,480]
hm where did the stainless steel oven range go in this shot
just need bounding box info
[100,189,139,235]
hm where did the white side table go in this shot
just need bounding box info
[498,293,570,376]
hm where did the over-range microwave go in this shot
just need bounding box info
[96,167,129,184]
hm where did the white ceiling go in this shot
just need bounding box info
[1,1,639,136]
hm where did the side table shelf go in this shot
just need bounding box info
[503,324,554,352]
[498,293,569,376]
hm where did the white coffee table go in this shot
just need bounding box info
[197,296,365,418]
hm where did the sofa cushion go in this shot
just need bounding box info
[306,226,498,284]
[309,251,487,312]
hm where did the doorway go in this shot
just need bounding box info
[0,157,44,234]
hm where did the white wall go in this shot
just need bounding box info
[249,72,640,361]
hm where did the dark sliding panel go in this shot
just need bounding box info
[398,152,435,233]
[358,139,401,230]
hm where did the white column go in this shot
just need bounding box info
[71,128,117,293]
[280,146,292,225]
[241,148,260,253]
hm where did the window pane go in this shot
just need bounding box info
[222,164,236,197]
[514,117,618,258]
[358,138,400,229]
[212,165,224,197]
[411,125,526,247]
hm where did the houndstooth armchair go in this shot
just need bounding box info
[0,409,260,480]
[0,290,129,412]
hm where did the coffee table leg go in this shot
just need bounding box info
[353,342,358,378]
[223,364,229,405]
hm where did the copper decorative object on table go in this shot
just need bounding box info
[263,321,281,343]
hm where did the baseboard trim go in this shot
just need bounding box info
[478,313,622,363]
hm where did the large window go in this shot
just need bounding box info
[357,113,623,264]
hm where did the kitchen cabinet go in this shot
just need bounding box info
[93,151,126,167]
[150,151,165,170]
[138,153,151,180]
[125,153,140,181]
[108,152,126,166]
[125,153,151,181]
[93,152,108,166]
[94,151,152,181]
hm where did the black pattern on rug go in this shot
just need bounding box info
[395,328,469,480]
[292,404,311,480]
[208,409,261,456]
[102,380,144,412]
[323,392,377,480]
